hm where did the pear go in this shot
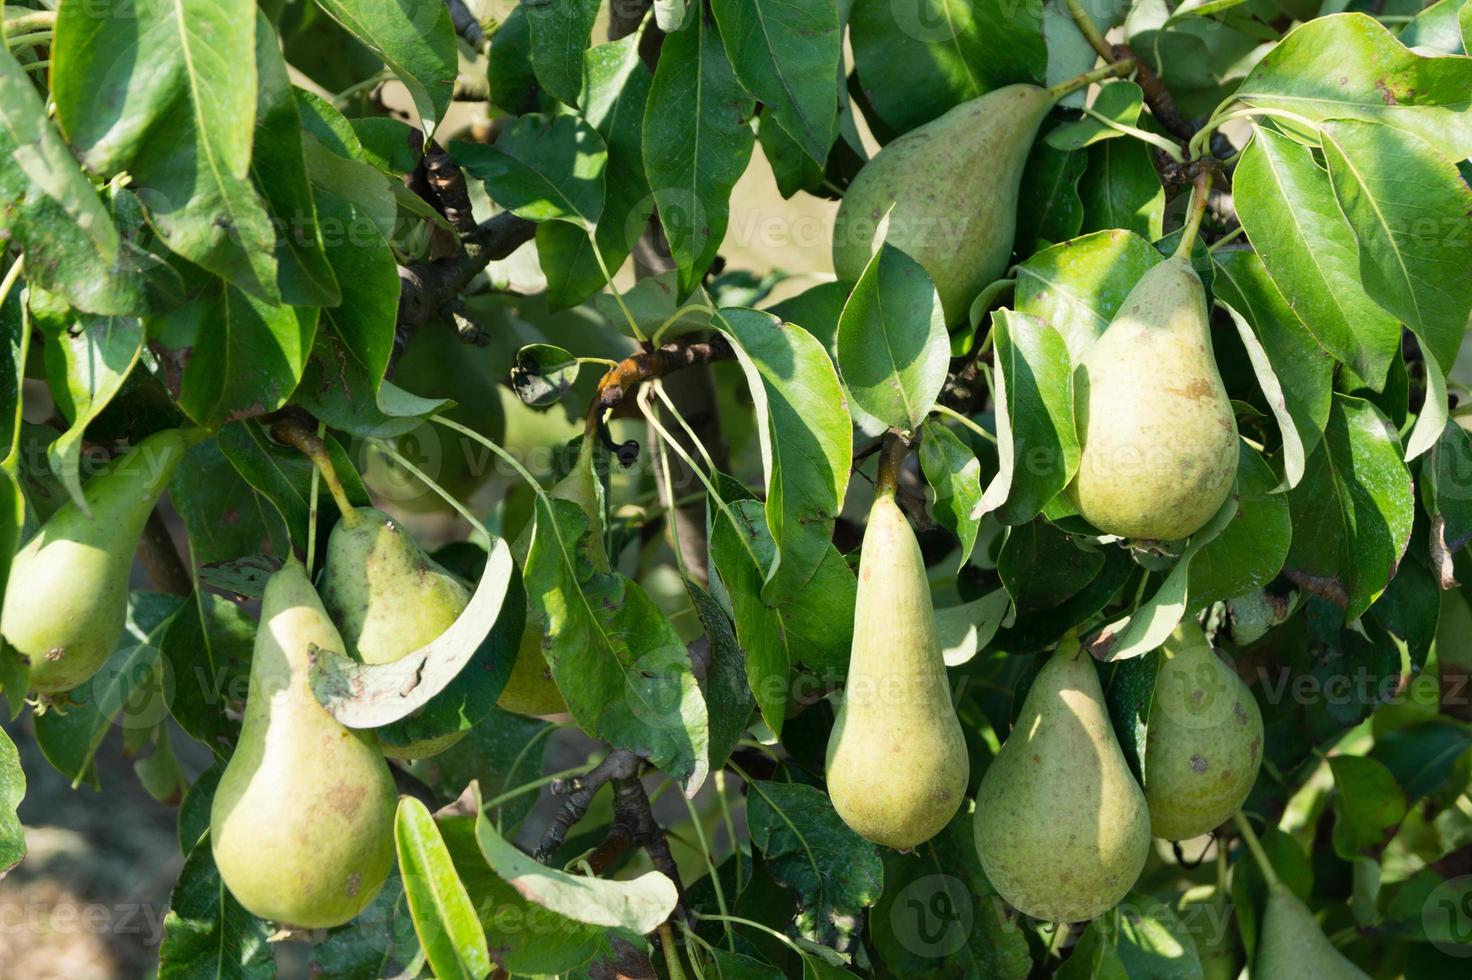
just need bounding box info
[2,427,202,694]
[825,489,967,849]
[1256,881,1369,979]
[210,560,396,928]
[319,506,470,667]
[832,84,1057,324]
[499,436,605,717]
[1072,255,1238,540]
[1143,621,1263,840]
[974,637,1150,922]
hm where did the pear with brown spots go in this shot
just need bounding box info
[825,488,967,850]
[974,636,1150,922]
[211,561,396,928]
[1071,255,1238,540]
[1143,621,1263,840]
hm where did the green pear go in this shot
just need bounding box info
[211,560,396,928]
[825,489,967,849]
[832,84,1057,324]
[1144,622,1263,840]
[499,436,605,717]
[1072,256,1238,540]
[1256,881,1369,979]
[974,637,1150,921]
[2,427,202,694]
[319,506,470,667]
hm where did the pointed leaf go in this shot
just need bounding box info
[396,798,491,980]
[313,0,457,138]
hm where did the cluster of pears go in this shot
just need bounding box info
[2,427,202,695]
[1071,252,1238,541]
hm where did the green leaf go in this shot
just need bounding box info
[849,0,1046,136]
[709,490,855,734]
[1319,118,1472,380]
[1398,0,1468,54]
[157,836,274,980]
[1016,141,1086,249]
[311,538,516,729]
[1114,893,1206,979]
[977,309,1079,525]
[1210,247,1333,489]
[1329,755,1407,858]
[643,11,756,296]
[998,519,1104,612]
[1285,396,1415,620]
[0,51,159,316]
[1046,81,1146,150]
[0,724,23,874]
[870,802,1031,979]
[1057,918,1128,980]
[685,579,757,771]
[396,797,491,980]
[169,438,280,567]
[489,5,537,114]
[146,282,317,429]
[39,313,143,509]
[743,779,883,948]
[313,0,457,137]
[34,592,183,786]
[474,799,679,933]
[1079,137,1164,240]
[405,709,551,836]
[711,0,841,164]
[160,591,256,756]
[836,244,949,431]
[525,0,601,107]
[52,0,280,300]
[310,872,425,980]
[935,588,1010,667]
[918,420,983,567]
[453,113,607,225]
[1235,12,1472,160]
[1370,720,1472,801]
[250,11,340,308]
[717,309,852,599]
[766,280,848,352]
[525,496,709,790]
[1187,445,1292,605]
[1014,228,1163,361]
[1423,421,1472,588]
[511,344,580,407]
[1232,126,1399,389]
[539,35,655,310]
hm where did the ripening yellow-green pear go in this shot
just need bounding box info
[1072,255,1238,540]
[1143,621,1263,840]
[210,560,396,929]
[825,487,967,850]
[1256,880,1369,979]
[499,435,605,716]
[974,636,1150,921]
[319,506,470,667]
[832,84,1057,324]
[2,427,203,694]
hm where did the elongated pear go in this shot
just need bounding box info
[974,638,1150,921]
[1256,881,1369,979]
[832,84,1057,324]
[1072,256,1238,540]
[825,489,967,849]
[211,561,396,928]
[3,428,202,694]
[319,506,470,667]
[1143,622,1262,840]
[499,437,605,717]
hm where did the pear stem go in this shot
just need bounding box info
[875,431,909,496]
[1231,810,1281,889]
[1063,0,1114,61]
[270,415,360,527]
[1173,166,1214,259]
[1046,57,1136,102]
[657,922,688,980]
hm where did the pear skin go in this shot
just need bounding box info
[974,638,1150,921]
[210,561,396,928]
[832,84,1056,324]
[1256,881,1370,980]
[1072,256,1238,540]
[825,490,967,849]
[2,427,201,694]
[1143,622,1263,840]
[499,437,605,717]
[319,507,470,666]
